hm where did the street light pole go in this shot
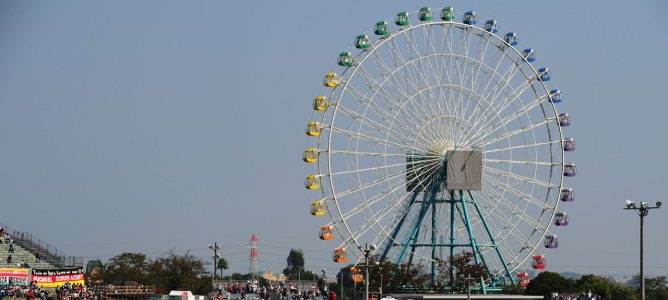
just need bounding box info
[209,243,221,284]
[340,268,344,300]
[361,243,376,300]
[624,200,662,300]
[374,262,383,298]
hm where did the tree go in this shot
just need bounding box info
[437,252,488,293]
[217,258,229,279]
[501,284,525,295]
[283,249,305,280]
[607,279,637,300]
[575,275,612,299]
[525,271,574,298]
[104,252,149,284]
[147,249,210,295]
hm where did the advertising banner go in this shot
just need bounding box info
[0,268,29,286]
[31,267,84,287]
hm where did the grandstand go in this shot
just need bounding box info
[0,222,82,269]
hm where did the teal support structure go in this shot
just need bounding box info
[380,155,515,293]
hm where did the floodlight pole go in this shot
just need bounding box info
[623,201,661,300]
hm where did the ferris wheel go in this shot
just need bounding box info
[303,7,575,290]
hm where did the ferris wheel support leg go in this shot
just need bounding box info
[458,190,489,294]
[467,190,515,285]
[458,190,481,267]
[380,192,420,260]
[461,192,493,280]
[396,196,432,266]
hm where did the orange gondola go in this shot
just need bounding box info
[351,267,364,283]
[333,248,348,263]
[320,226,334,240]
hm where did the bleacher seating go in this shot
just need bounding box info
[0,222,82,269]
[0,240,55,269]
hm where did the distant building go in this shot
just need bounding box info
[262,271,287,282]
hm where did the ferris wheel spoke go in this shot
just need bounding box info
[327,149,412,157]
[466,58,525,130]
[469,78,539,139]
[464,47,508,128]
[483,174,553,212]
[355,66,436,137]
[477,187,540,252]
[471,118,551,148]
[388,36,422,93]
[471,192,529,270]
[466,37,498,123]
[482,140,561,154]
[368,50,421,116]
[341,84,430,146]
[454,29,478,121]
[420,26,462,143]
[471,81,545,138]
[328,163,410,177]
[329,126,420,152]
[328,156,440,177]
[483,165,556,188]
[422,25,446,84]
[328,158,442,201]
[334,161,445,247]
[458,32,487,111]
[330,177,410,226]
[354,65,435,138]
[484,159,559,167]
[334,100,427,148]
[465,93,550,146]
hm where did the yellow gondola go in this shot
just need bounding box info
[351,267,364,283]
[310,201,325,216]
[313,96,330,111]
[305,175,320,190]
[319,226,334,240]
[305,122,322,136]
[323,72,340,87]
[303,148,319,163]
[333,248,348,263]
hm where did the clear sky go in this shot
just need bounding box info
[1,0,667,281]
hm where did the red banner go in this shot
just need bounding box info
[0,268,29,286]
[31,267,84,287]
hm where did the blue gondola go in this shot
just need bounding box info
[504,32,518,46]
[463,11,477,25]
[549,89,562,103]
[537,67,551,81]
[484,20,498,33]
[522,48,536,62]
